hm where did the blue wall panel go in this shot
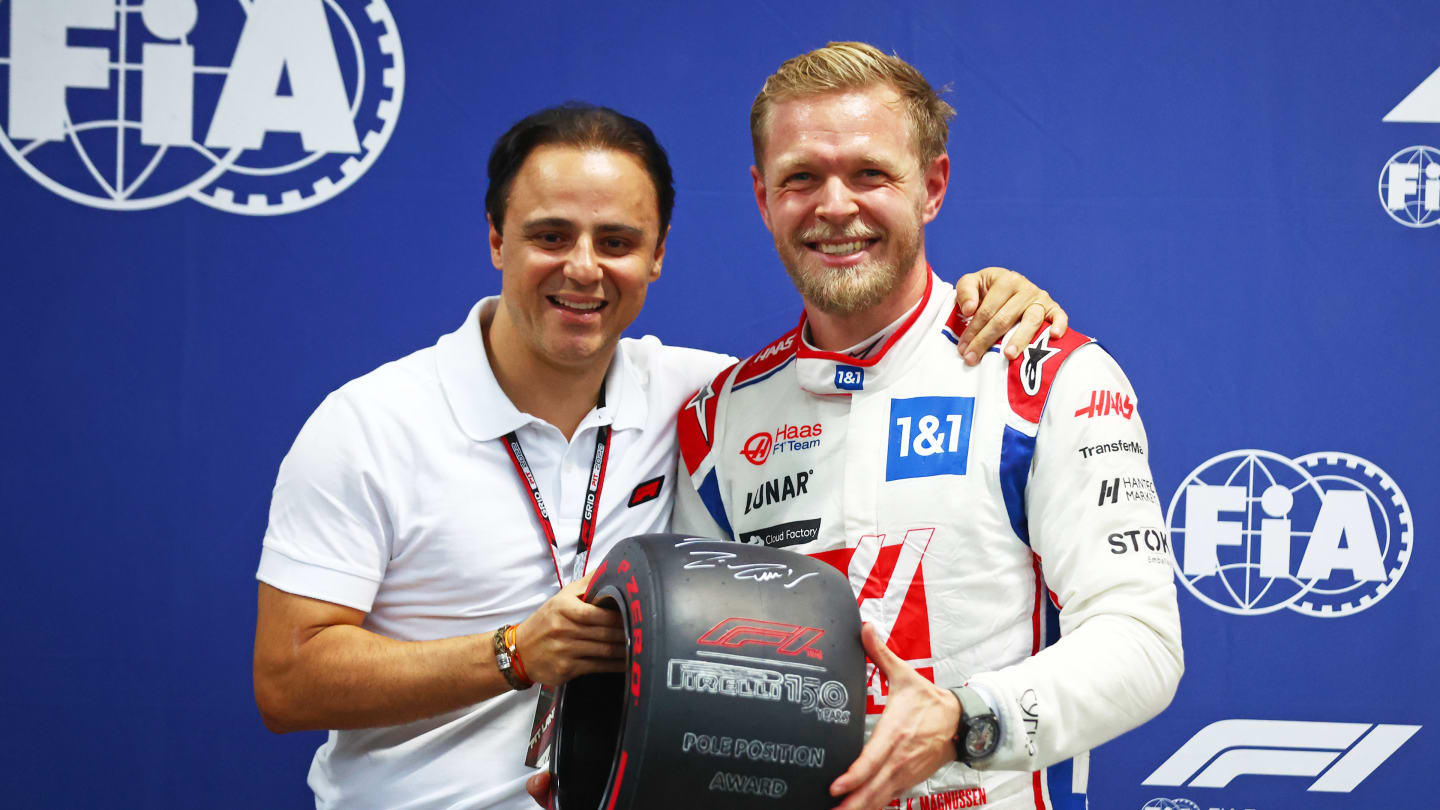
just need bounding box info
[1,1,1433,807]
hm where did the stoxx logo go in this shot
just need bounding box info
[1145,719,1420,793]
[1166,451,1412,617]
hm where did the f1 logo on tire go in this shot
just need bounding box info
[697,618,825,660]
[1144,719,1420,793]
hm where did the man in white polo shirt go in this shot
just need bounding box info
[252,103,1065,809]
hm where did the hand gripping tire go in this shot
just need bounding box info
[550,534,865,809]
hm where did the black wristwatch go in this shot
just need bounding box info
[948,686,999,763]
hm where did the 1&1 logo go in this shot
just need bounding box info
[1166,451,1412,617]
[0,0,404,215]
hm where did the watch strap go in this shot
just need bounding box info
[948,685,998,763]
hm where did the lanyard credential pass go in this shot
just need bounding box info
[500,383,612,586]
[501,385,613,771]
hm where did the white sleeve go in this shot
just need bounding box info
[256,391,395,612]
[967,344,1183,772]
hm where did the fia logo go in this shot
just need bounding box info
[885,396,974,481]
[1166,450,1412,617]
[0,0,404,214]
[1379,66,1440,228]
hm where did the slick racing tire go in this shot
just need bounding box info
[550,534,865,810]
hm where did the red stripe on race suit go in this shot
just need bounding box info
[677,363,735,475]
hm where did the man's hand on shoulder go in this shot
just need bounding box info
[953,267,1068,365]
[830,623,962,810]
[514,572,626,685]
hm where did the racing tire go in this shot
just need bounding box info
[550,533,866,809]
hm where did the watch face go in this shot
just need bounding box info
[964,717,999,759]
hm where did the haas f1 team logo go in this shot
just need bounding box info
[0,0,404,214]
[1166,451,1412,617]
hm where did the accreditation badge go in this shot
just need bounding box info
[525,684,558,768]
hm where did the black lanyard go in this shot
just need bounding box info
[501,385,611,586]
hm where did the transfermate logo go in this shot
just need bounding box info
[1380,66,1439,227]
[1166,451,1412,617]
[1144,719,1420,792]
[0,0,404,214]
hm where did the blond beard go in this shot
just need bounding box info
[776,224,921,316]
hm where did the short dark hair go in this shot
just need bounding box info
[485,103,676,241]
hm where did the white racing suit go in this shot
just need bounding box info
[672,273,1183,809]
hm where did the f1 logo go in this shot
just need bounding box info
[1144,719,1420,793]
[697,618,825,660]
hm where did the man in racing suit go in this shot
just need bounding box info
[672,43,1183,810]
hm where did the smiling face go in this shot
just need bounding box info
[751,84,948,317]
[488,145,665,372]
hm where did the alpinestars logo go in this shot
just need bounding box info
[1166,450,1412,617]
[1145,719,1420,792]
[1020,331,1059,396]
[0,0,404,215]
[1379,65,1440,227]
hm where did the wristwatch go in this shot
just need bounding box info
[948,686,999,763]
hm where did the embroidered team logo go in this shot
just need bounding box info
[0,0,404,214]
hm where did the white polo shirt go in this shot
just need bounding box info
[258,297,732,810]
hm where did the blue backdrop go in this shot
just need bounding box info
[1,1,1433,808]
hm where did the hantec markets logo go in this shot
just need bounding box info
[1379,66,1440,228]
[1166,451,1412,617]
[0,0,404,215]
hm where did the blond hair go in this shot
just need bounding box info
[750,41,956,169]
